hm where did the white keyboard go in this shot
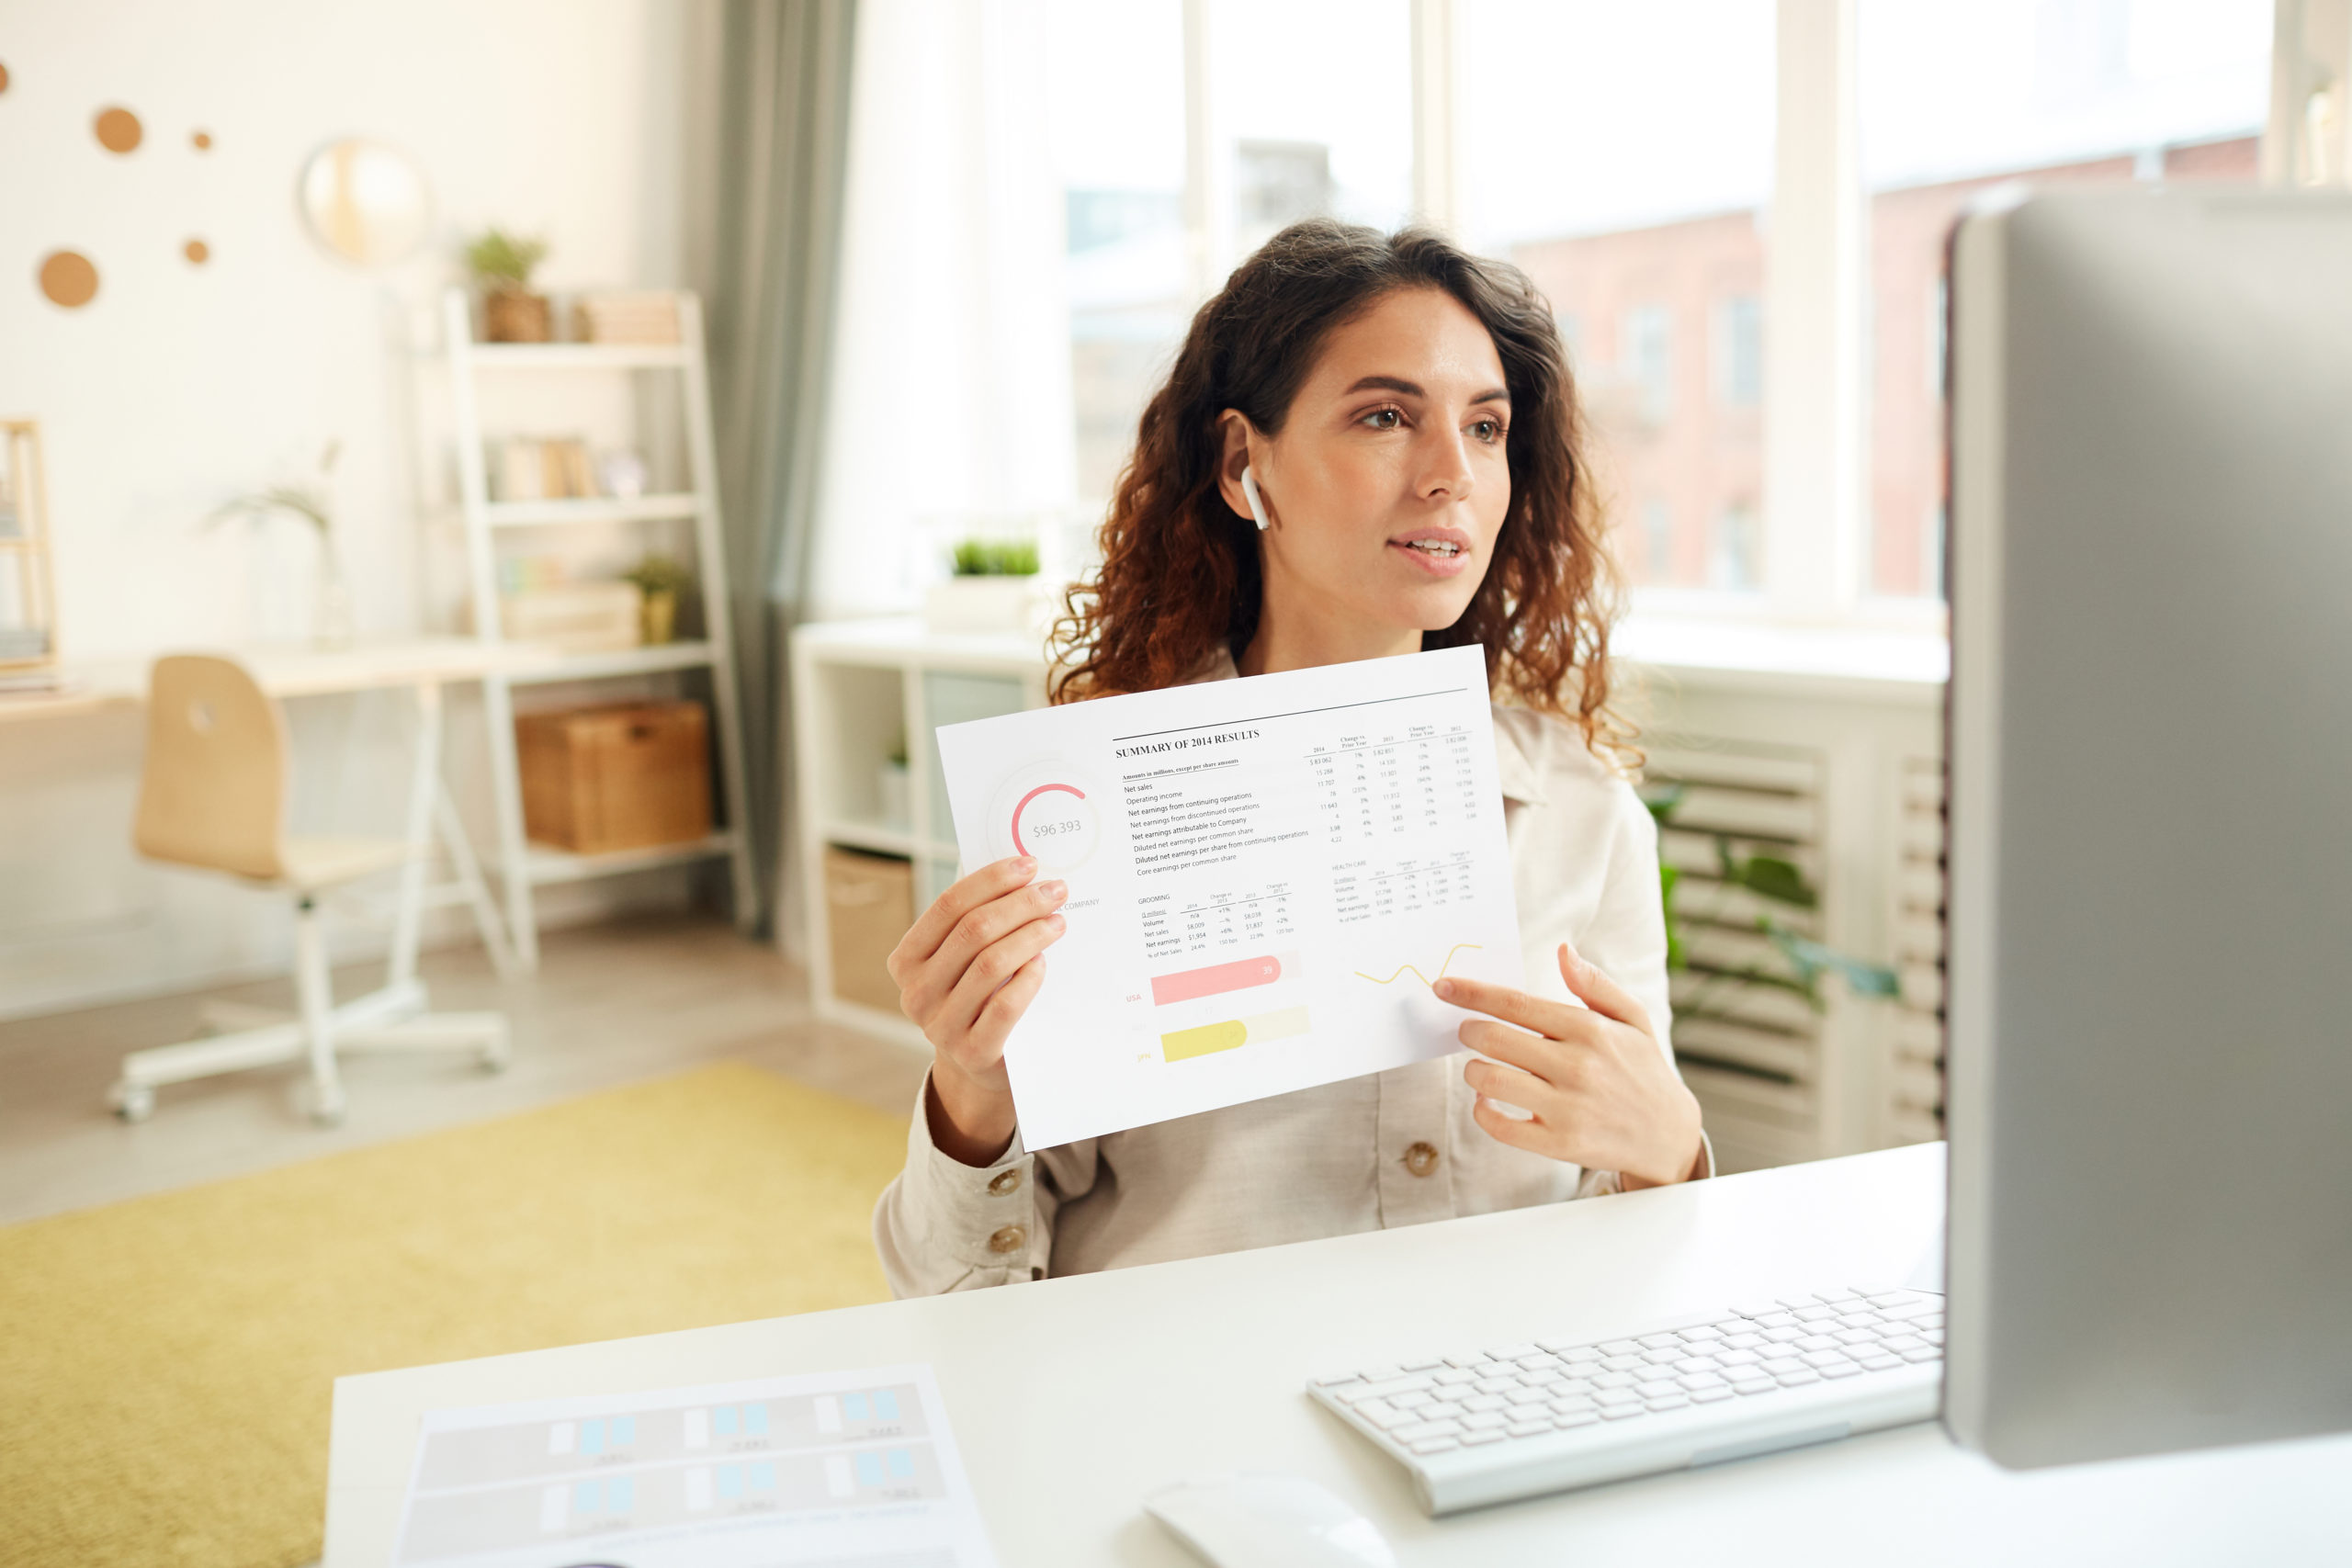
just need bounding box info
[1308,1286,1945,1516]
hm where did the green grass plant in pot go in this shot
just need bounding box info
[466,228,551,343]
[949,538,1039,577]
[624,553,692,645]
[926,535,1045,635]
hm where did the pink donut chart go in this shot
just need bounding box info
[987,762,1103,874]
[1011,783,1086,856]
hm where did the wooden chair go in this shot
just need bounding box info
[109,654,509,1124]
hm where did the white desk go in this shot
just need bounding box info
[326,1144,2351,1564]
[0,637,561,713]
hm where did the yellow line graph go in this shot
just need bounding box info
[1354,942,1483,987]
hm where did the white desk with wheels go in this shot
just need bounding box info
[325,1144,2351,1564]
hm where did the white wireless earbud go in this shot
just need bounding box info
[1240,464,1272,532]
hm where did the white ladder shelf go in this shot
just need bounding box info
[441,288,757,968]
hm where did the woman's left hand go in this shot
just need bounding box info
[1435,942,1706,1189]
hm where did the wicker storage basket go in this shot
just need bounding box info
[483,288,552,343]
[516,701,710,854]
[824,846,914,1012]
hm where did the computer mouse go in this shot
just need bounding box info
[1143,1472,1397,1568]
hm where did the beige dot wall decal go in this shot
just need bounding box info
[0,61,12,94]
[192,130,213,151]
[185,239,210,265]
[40,251,100,308]
[95,106,142,153]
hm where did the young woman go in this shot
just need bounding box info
[875,220,1707,1294]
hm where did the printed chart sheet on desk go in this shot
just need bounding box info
[391,1364,995,1568]
[935,644,1524,1147]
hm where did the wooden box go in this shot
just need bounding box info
[824,846,913,1014]
[517,701,711,854]
[500,582,641,653]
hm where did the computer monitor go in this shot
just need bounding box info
[1943,186,2352,1469]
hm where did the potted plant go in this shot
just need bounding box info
[622,552,692,645]
[204,441,353,649]
[1641,782,1901,1013]
[923,536,1046,635]
[465,228,552,343]
[877,736,911,829]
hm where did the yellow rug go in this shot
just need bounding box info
[0,1063,909,1568]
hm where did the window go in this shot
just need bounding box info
[1048,1,1189,507]
[1210,0,1413,265]
[1236,141,1336,235]
[1640,498,1673,586]
[1555,311,1585,372]
[1001,0,2289,625]
[1047,0,1410,518]
[1858,0,2272,599]
[1460,0,1774,597]
[1712,501,1760,592]
[1714,295,1762,408]
[1617,305,1673,425]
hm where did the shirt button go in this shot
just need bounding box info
[987,1167,1023,1196]
[987,1224,1027,1255]
[1404,1141,1441,1178]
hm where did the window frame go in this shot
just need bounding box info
[1153,0,2289,634]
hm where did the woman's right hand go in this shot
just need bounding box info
[887,854,1068,1166]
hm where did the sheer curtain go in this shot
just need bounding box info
[698,0,860,936]
[808,0,1078,618]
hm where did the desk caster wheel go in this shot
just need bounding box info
[110,1083,154,1122]
[305,1083,347,1127]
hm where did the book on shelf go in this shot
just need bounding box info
[492,438,598,502]
[571,291,681,344]
[0,626,51,660]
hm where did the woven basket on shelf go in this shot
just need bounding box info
[483,288,551,343]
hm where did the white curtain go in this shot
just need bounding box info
[810,0,1079,618]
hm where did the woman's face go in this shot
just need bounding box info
[1219,286,1512,650]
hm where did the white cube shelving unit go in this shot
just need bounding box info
[789,617,1050,1045]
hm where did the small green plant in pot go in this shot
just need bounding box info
[949,538,1039,577]
[878,735,912,829]
[623,553,692,645]
[926,534,1046,634]
[465,228,551,343]
[1640,781,1901,1055]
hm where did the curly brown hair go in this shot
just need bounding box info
[1049,219,1625,756]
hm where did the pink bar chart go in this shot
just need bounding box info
[1149,952,1293,1007]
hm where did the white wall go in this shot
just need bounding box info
[0,0,706,1019]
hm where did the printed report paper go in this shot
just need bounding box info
[391,1363,995,1567]
[935,643,1525,1147]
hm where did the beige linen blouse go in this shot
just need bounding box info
[873,655,1700,1297]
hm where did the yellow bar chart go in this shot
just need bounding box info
[1160,1006,1311,1063]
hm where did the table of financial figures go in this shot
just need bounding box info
[1310,720,1482,845]
[1139,882,1302,962]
